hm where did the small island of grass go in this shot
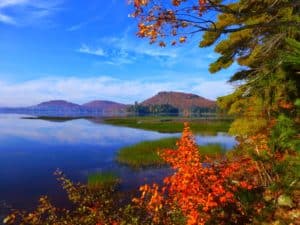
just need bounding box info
[117,137,178,168]
[117,137,227,168]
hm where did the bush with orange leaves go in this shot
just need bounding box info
[133,123,258,225]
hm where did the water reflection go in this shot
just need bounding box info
[0,114,236,216]
[0,114,176,146]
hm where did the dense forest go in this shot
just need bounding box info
[127,102,216,116]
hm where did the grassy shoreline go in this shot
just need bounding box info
[117,138,178,168]
[117,137,228,168]
[104,117,232,134]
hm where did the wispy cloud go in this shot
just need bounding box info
[77,42,136,65]
[77,36,179,66]
[0,0,63,26]
[78,44,106,56]
[100,36,178,58]
[0,0,29,8]
[0,76,233,107]
[0,12,15,24]
[78,33,220,69]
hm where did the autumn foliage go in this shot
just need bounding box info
[130,0,208,46]
[133,123,258,225]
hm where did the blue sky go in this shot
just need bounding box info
[0,0,238,107]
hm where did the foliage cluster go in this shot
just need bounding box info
[133,124,259,225]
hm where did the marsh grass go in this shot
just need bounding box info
[104,117,231,134]
[87,172,119,189]
[199,144,226,156]
[117,137,228,168]
[117,138,178,168]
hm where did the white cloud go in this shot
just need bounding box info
[0,12,15,24]
[0,0,63,26]
[78,44,106,56]
[191,80,233,100]
[103,49,136,65]
[0,76,234,107]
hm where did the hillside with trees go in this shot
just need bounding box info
[128,91,217,116]
[142,91,215,108]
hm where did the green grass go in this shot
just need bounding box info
[104,117,231,134]
[199,144,226,156]
[117,137,178,168]
[117,137,228,168]
[87,172,119,189]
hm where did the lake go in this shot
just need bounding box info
[0,114,236,221]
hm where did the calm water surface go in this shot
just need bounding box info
[0,114,236,220]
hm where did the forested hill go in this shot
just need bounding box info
[142,91,216,109]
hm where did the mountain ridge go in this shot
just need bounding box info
[34,100,81,108]
[142,91,216,109]
[0,91,217,115]
[82,100,128,112]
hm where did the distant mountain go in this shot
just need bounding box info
[142,91,216,110]
[0,100,83,116]
[19,99,128,116]
[0,92,217,117]
[82,100,127,112]
[33,100,81,109]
